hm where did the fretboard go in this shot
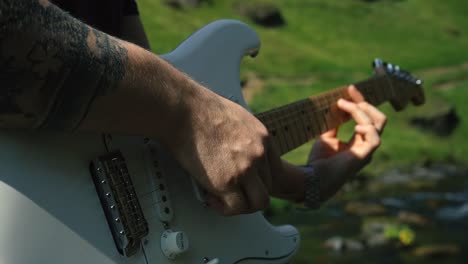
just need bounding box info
[255,75,397,155]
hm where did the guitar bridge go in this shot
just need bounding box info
[90,151,149,257]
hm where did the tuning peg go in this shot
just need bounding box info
[373,58,384,69]
[395,65,400,72]
[386,63,394,73]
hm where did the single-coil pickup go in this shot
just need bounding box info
[91,151,149,256]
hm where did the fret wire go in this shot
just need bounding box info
[293,101,307,145]
[322,93,331,131]
[320,94,329,133]
[312,97,325,134]
[286,103,298,151]
[328,90,339,128]
[298,101,310,142]
[327,92,337,129]
[305,100,318,137]
[315,96,326,135]
[288,104,301,149]
[272,109,288,154]
[289,102,301,147]
[279,107,293,152]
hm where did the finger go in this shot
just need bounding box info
[220,188,249,216]
[337,99,373,125]
[242,173,270,213]
[347,85,365,103]
[355,124,381,154]
[356,102,387,134]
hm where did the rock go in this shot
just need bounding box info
[362,222,391,247]
[324,236,344,251]
[381,197,407,209]
[345,201,388,216]
[436,203,468,221]
[412,244,460,258]
[365,233,390,248]
[324,236,364,252]
[412,166,445,181]
[410,107,460,137]
[162,0,209,9]
[234,2,285,28]
[397,210,432,227]
[377,168,412,185]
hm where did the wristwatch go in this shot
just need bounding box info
[301,166,321,210]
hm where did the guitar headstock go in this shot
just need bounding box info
[373,58,425,111]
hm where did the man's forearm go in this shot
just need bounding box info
[0,0,204,142]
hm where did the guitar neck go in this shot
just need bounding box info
[255,76,396,155]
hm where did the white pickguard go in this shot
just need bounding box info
[0,20,300,264]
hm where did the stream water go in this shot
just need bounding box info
[269,163,468,263]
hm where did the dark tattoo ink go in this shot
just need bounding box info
[0,0,128,130]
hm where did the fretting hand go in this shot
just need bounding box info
[269,85,387,205]
[304,85,387,202]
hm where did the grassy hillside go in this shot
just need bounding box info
[138,0,468,173]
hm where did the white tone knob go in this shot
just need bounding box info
[160,230,189,259]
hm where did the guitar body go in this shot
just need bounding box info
[0,20,300,264]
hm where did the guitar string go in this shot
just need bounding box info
[258,88,390,130]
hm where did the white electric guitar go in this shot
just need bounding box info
[0,20,424,264]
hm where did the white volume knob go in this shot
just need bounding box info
[161,230,189,259]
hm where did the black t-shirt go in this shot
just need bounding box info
[51,0,139,38]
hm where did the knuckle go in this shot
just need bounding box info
[258,125,269,138]
[238,160,254,176]
[348,103,358,111]
[358,102,369,110]
[254,145,266,158]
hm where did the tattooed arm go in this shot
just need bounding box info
[0,0,202,140]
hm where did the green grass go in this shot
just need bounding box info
[138,0,468,171]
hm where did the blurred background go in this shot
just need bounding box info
[138,0,468,263]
